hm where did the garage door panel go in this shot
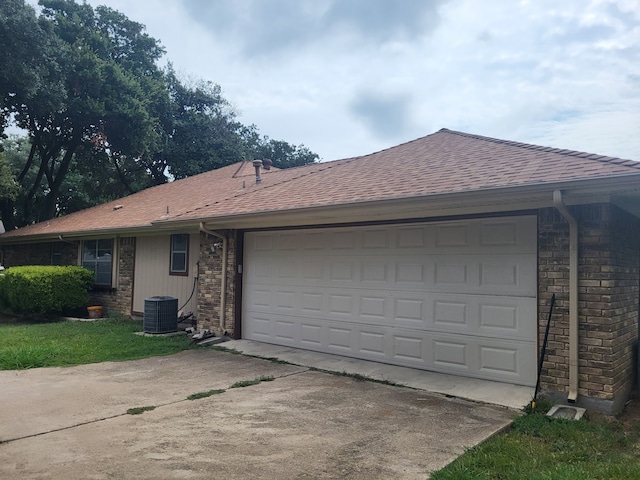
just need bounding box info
[277,233,299,250]
[479,345,519,376]
[249,253,535,297]
[433,300,468,328]
[250,217,535,256]
[275,319,295,341]
[392,334,427,363]
[362,228,390,249]
[328,293,354,316]
[246,286,536,340]
[328,326,352,351]
[246,315,272,340]
[243,216,537,386]
[358,331,386,356]
[300,323,322,347]
[243,311,538,385]
[433,339,468,369]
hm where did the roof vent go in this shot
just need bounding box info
[262,159,272,170]
[252,159,263,183]
[113,204,123,211]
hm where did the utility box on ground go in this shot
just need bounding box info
[143,296,178,333]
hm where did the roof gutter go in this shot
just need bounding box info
[58,235,79,244]
[553,190,579,403]
[199,223,227,335]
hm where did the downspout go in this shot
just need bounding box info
[58,235,81,266]
[199,223,228,335]
[553,190,579,403]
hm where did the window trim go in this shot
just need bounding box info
[170,234,189,276]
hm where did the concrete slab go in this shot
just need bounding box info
[223,339,534,410]
[0,348,516,479]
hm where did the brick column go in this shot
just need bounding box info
[197,231,237,334]
[538,208,571,393]
[538,204,640,414]
[89,237,135,316]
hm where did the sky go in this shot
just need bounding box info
[45,0,640,161]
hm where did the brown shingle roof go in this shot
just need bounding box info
[0,162,269,238]
[168,128,640,221]
[3,128,639,239]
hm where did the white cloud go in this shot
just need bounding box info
[29,0,640,161]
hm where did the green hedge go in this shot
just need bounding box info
[0,266,95,314]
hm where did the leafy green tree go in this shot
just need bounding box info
[0,0,64,136]
[0,135,41,228]
[7,0,164,225]
[0,0,320,229]
[161,66,248,179]
[0,151,18,203]
[241,125,320,168]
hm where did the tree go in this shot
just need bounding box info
[0,135,40,228]
[6,0,165,226]
[241,125,319,169]
[0,0,64,136]
[0,151,18,203]
[0,0,320,228]
[160,66,248,180]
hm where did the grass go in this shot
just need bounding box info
[230,376,275,388]
[187,389,226,400]
[0,318,196,370]
[431,401,640,480]
[126,406,156,415]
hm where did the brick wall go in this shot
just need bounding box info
[538,204,640,413]
[607,207,640,405]
[2,238,136,318]
[196,231,237,334]
[3,241,78,267]
[88,237,135,317]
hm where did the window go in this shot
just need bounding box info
[51,242,63,265]
[170,234,189,275]
[82,239,113,287]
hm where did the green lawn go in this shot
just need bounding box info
[2,318,640,479]
[0,318,195,369]
[431,402,640,480]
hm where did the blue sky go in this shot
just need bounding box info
[50,0,640,161]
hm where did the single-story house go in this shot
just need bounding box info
[2,128,639,414]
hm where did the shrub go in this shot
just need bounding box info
[0,266,95,314]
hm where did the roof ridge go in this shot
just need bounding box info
[439,128,640,168]
[231,161,248,178]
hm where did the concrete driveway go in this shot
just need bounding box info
[0,348,515,479]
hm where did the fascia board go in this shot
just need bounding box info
[0,225,202,245]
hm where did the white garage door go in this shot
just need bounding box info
[243,216,538,386]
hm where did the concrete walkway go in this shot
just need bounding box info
[223,339,535,410]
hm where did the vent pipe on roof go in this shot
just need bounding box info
[262,159,272,171]
[553,190,579,404]
[253,159,263,183]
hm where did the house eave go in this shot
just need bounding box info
[0,224,202,245]
[2,173,640,243]
[165,175,640,230]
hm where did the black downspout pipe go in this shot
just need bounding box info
[532,293,556,411]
